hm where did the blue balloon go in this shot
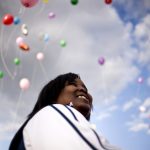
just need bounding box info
[14,17,21,25]
[44,34,49,42]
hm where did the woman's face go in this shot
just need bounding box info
[56,78,93,120]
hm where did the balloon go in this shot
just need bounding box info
[48,12,55,19]
[14,58,21,65]
[19,78,30,90]
[138,77,144,83]
[0,71,4,79]
[36,52,44,61]
[139,106,146,113]
[14,17,21,25]
[2,14,14,25]
[19,42,30,51]
[43,0,48,3]
[21,24,28,36]
[71,0,79,5]
[60,40,67,47]
[98,57,105,65]
[105,0,112,4]
[20,0,39,8]
[16,37,24,45]
[44,33,49,42]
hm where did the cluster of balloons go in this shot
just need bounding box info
[16,37,30,51]
[2,14,21,26]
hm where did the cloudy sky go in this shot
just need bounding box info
[0,0,150,149]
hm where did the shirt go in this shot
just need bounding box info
[23,104,121,150]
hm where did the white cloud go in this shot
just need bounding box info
[123,98,141,111]
[96,112,111,121]
[147,77,150,87]
[96,104,119,121]
[0,122,21,140]
[134,14,150,66]
[126,119,149,132]
[129,122,148,132]
[142,97,150,107]
[113,0,150,21]
[0,0,145,145]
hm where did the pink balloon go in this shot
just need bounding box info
[36,52,44,61]
[138,77,144,83]
[20,0,39,8]
[16,37,24,45]
[19,78,30,90]
[48,12,55,19]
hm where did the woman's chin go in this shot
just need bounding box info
[74,103,91,119]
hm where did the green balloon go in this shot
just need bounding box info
[0,71,4,79]
[14,58,20,65]
[71,0,78,5]
[60,40,67,47]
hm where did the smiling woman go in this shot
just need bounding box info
[9,72,121,150]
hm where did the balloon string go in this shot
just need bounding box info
[101,67,109,105]
[4,26,18,58]
[135,83,141,100]
[39,61,49,81]
[13,90,23,124]
[35,1,45,17]
[0,79,4,94]
[31,61,38,85]
[0,26,15,80]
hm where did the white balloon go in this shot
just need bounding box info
[139,105,146,113]
[19,78,30,90]
[36,52,44,61]
[21,24,28,35]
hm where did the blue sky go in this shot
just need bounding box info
[0,0,150,149]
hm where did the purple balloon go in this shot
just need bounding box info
[98,57,105,65]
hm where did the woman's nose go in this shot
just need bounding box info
[77,85,87,93]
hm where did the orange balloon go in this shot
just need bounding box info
[19,42,30,51]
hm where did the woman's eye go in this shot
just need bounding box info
[69,82,77,86]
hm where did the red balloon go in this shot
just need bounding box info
[20,0,39,8]
[105,0,112,4]
[2,14,14,25]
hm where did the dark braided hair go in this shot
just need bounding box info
[28,72,80,118]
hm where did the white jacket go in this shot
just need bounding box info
[23,104,121,150]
